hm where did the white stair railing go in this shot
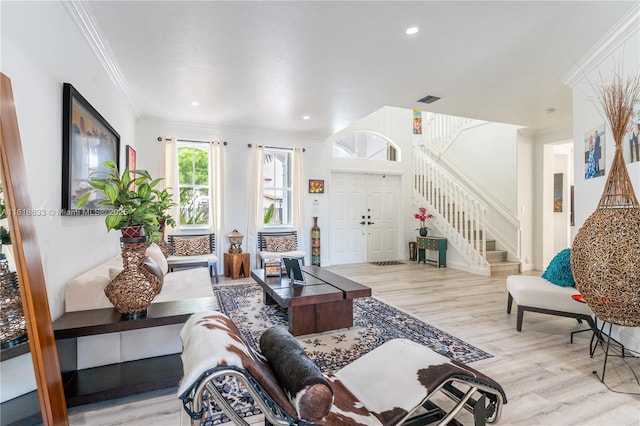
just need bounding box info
[413,147,488,268]
[421,113,478,153]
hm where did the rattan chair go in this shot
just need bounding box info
[256,230,305,267]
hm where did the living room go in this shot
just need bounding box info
[1,1,640,425]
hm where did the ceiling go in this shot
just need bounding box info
[84,1,636,139]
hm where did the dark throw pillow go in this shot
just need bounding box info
[541,248,575,287]
[259,326,333,421]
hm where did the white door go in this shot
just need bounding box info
[330,172,400,264]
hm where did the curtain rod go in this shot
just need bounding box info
[157,137,227,145]
[247,143,305,152]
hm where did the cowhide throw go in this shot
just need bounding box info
[260,325,333,422]
[322,338,506,426]
[178,311,296,417]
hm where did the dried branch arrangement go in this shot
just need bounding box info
[595,71,640,208]
[596,71,640,148]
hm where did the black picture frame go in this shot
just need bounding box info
[283,257,305,285]
[62,83,120,214]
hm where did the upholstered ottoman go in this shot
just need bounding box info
[506,275,594,331]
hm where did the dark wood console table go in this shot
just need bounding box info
[52,297,217,407]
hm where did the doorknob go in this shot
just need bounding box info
[360,221,366,225]
[368,222,375,225]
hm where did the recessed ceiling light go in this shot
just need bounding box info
[405,26,419,35]
[191,101,200,106]
[302,115,311,120]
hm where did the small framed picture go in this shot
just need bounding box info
[309,179,324,193]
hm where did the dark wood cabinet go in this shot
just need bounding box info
[52,297,217,407]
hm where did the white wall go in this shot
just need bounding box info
[445,122,520,214]
[517,131,535,270]
[136,119,326,267]
[0,0,138,403]
[2,1,138,319]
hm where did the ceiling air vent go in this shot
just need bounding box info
[417,95,441,104]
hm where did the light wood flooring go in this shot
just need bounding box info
[67,262,640,425]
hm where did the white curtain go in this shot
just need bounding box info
[163,137,179,234]
[246,146,264,267]
[292,147,305,252]
[209,141,225,256]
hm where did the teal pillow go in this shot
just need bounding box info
[541,248,575,287]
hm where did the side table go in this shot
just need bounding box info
[224,252,250,279]
[416,236,447,267]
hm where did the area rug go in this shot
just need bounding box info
[195,282,492,424]
[369,260,404,266]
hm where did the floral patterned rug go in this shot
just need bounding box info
[196,282,492,424]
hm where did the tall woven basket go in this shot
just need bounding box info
[571,72,640,327]
[105,237,161,318]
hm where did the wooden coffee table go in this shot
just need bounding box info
[251,266,371,336]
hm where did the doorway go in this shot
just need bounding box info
[330,172,401,264]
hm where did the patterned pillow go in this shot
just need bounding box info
[173,235,211,256]
[265,235,297,252]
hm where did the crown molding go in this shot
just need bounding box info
[63,0,139,117]
[562,2,640,87]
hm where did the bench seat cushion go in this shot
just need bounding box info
[507,275,591,316]
[167,254,218,266]
[259,250,305,262]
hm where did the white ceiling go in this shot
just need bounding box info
[84,1,636,139]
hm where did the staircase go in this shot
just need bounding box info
[485,239,521,277]
[414,112,521,277]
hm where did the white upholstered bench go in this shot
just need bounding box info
[506,275,595,332]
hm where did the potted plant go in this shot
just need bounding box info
[150,187,177,256]
[76,160,162,242]
[414,207,434,236]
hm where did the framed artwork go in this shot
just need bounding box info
[553,173,563,212]
[413,109,422,135]
[126,145,136,178]
[62,83,120,214]
[584,124,605,180]
[623,99,639,164]
[309,179,324,193]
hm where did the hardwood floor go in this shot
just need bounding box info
[67,262,640,425]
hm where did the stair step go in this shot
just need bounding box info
[486,240,496,251]
[485,250,507,263]
[489,261,521,277]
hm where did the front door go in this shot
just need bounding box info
[330,172,400,264]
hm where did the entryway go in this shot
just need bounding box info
[329,172,401,265]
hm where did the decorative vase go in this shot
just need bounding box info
[311,217,321,266]
[156,220,172,258]
[571,72,640,327]
[419,229,428,237]
[0,253,26,349]
[572,145,640,327]
[105,237,161,318]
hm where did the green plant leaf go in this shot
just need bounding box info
[103,181,120,204]
[76,192,91,209]
[103,160,118,170]
[105,211,124,231]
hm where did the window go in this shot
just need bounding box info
[333,131,399,161]
[262,148,292,225]
[177,143,209,226]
